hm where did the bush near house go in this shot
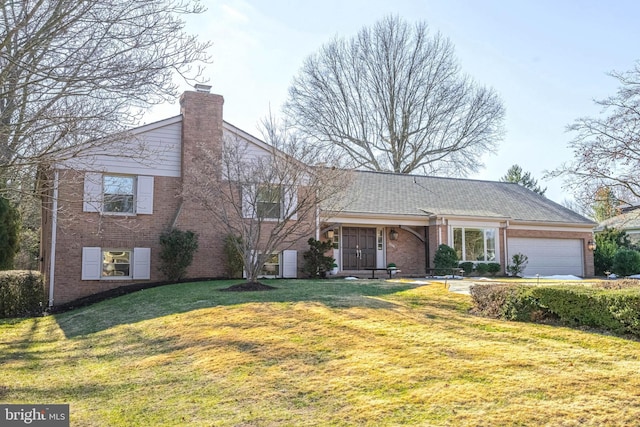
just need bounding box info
[433,244,458,274]
[475,263,490,275]
[487,262,501,276]
[470,283,640,336]
[611,249,640,276]
[302,238,334,278]
[458,262,474,275]
[0,270,45,318]
[159,228,199,281]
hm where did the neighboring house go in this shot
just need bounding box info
[322,172,596,279]
[595,207,640,245]
[40,87,596,307]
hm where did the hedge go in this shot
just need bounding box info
[0,270,46,318]
[470,283,640,336]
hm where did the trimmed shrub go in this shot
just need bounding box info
[0,270,45,318]
[487,263,501,276]
[469,283,516,318]
[433,244,458,274]
[501,285,547,322]
[223,234,244,278]
[459,261,474,275]
[302,238,334,278]
[475,263,490,276]
[611,249,640,276]
[159,228,199,281]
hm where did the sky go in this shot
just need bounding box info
[145,0,640,206]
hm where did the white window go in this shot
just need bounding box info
[259,252,280,276]
[102,250,131,277]
[82,247,151,280]
[83,173,154,215]
[242,184,297,220]
[453,227,497,262]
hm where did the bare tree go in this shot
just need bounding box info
[552,63,640,207]
[0,0,210,192]
[185,115,349,286]
[284,15,504,177]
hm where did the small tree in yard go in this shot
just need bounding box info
[223,235,244,279]
[0,197,20,270]
[507,253,528,277]
[302,238,334,278]
[433,244,458,274]
[184,114,349,288]
[159,228,199,281]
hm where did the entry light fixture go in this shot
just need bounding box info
[326,230,335,239]
[587,239,596,251]
[389,229,399,241]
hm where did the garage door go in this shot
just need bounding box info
[507,238,584,277]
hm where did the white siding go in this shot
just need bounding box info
[62,118,182,177]
[82,247,102,280]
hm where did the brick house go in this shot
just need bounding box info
[40,87,596,306]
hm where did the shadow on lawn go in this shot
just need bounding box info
[54,279,424,338]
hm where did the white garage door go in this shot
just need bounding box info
[507,238,584,277]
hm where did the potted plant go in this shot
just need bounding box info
[387,262,397,275]
[330,263,339,275]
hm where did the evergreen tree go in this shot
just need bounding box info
[0,197,20,270]
[500,164,547,196]
[592,186,619,222]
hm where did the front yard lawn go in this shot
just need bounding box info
[1,279,639,426]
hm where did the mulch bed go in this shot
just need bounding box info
[219,282,277,292]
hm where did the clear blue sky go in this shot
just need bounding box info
[146,0,640,205]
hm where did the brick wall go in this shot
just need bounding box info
[385,227,426,275]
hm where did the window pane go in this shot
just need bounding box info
[102,250,131,277]
[257,185,281,218]
[465,228,485,261]
[104,176,134,213]
[260,253,279,276]
[453,228,463,260]
[486,229,496,261]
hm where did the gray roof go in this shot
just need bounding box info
[327,170,594,225]
[596,209,640,231]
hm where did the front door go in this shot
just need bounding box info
[342,227,376,270]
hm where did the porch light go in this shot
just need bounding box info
[587,239,596,251]
[326,230,335,239]
[389,229,399,241]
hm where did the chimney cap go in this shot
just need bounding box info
[194,84,212,93]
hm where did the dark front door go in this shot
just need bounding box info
[342,227,376,270]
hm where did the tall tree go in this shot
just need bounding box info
[552,62,640,206]
[500,164,547,196]
[284,15,505,177]
[0,0,210,191]
[0,196,20,269]
[592,186,619,222]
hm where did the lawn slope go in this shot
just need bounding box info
[1,279,639,426]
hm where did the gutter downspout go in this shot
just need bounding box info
[503,220,509,272]
[48,170,59,307]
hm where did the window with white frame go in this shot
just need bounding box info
[83,172,154,215]
[102,250,131,277]
[453,227,496,262]
[256,185,282,219]
[103,175,135,213]
[259,253,280,276]
[82,247,151,280]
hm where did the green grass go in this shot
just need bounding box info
[1,279,640,426]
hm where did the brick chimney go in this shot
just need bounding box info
[179,86,224,187]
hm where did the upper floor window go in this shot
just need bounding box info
[453,227,496,262]
[83,172,154,215]
[256,185,282,219]
[103,175,135,214]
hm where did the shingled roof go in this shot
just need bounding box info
[327,170,594,225]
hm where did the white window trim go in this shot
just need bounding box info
[83,172,154,215]
[81,246,151,281]
[451,226,499,263]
